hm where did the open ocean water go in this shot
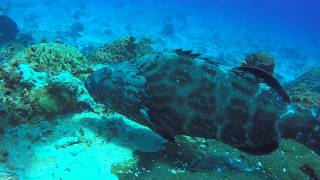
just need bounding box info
[0,0,320,179]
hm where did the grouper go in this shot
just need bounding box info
[85,50,320,155]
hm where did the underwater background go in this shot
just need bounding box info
[0,0,320,179]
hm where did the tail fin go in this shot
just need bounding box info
[278,108,320,154]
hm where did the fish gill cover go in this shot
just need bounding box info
[0,0,320,179]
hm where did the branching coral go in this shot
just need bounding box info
[0,44,18,63]
[87,36,153,64]
[11,43,91,79]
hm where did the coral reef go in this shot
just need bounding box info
[241,52,276,74]
[288,87,320,110]
[1,36,319,179]
[0,15,18,43]
[87,37,153,64]
[286,67,320,110]
[0,33,34,65]
[10,43,91,79]
[287,67,320,94]
[0,37,145,129]
[25,72,95,118]
[0,62,94,128]
[0,45,16,64]
[0,42,28,64]
[112,136,320,180]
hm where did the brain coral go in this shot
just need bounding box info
[87,36,153,64]
[11,43,90,78]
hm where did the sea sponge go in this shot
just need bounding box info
[0,15,18,43]
[241,52,276,74]
[87,37,153,64]
[11,43,90,78]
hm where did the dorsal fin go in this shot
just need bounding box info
[174,49,201,59]
[234,66,290,103]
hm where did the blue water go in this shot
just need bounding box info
[3,0,317,80]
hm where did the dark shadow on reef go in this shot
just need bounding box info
[81,115,165,152]
[82,115,275,180]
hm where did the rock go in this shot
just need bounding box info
[55,136,81,149]
[0,171,18,180]
[0,63,95,126]
[19,64,48,88]
[48,72,95,111]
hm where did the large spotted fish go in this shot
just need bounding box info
[85,50,320,155]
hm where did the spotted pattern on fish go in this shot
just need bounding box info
[85,52,320,155]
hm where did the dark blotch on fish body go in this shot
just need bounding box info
[85,52,320,156]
